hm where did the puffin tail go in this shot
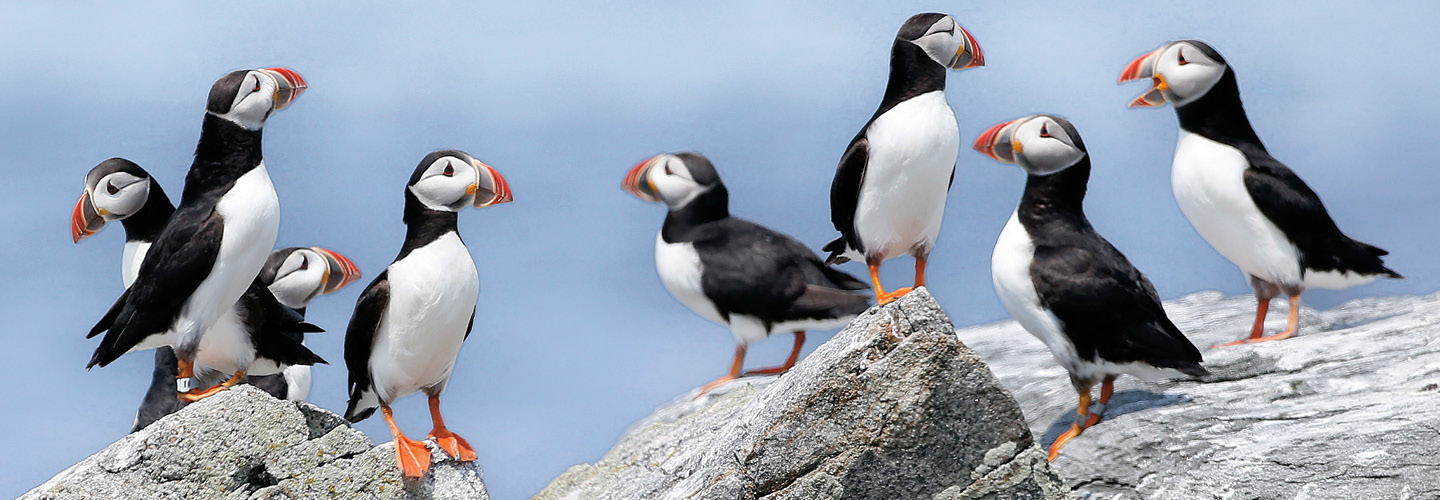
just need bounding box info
[822,236,851,265]
[345,384,379,423]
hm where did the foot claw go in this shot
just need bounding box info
[394,437,432,478]
[428,430,478,462]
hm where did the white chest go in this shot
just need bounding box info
[1171,132,1300,286]
[654,234,724,325]
[121,240,150,288]
[990,212,1079,371]
[853,91,960,259]
[370,232,480,400]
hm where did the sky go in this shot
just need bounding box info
[2,1,1437,498]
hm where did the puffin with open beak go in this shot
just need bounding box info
[1120,40,1400,347]
[976,114,1208,461]
[625,152,871,397]
[86,67,316,404]
[344,149,512,478]
[825,12,984,305]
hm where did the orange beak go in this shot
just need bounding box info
[312,247,361,294]
[1119,47,1167,108]
[973,119,1020,163]
[71,191,106,243]
[622,156,661,202]
[260,67,307,110]
[472,159,514,208]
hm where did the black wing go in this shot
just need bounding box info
[1242,153,1399,278]
[243,279,327,367]
[88,208,224,368]
[1031,242,1206,376]
[825,134,869,263]
[695,219,871,326]
[343,270,389,421]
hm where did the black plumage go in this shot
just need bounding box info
[343,270,389,423]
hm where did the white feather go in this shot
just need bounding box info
[852,90,959,262]
[367,231,479,404]
[283,365,311,401]
[654,234,724,326]
[121,240,149,288]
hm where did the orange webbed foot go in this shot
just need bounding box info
[1213,329,1296,348]
[877,287,914,305]
[177,384,226,402]
[429,428,478,462]
[394,436,432,478]
[742,365,791,376]
[694,374,737,399]
[1048,424,1084,461]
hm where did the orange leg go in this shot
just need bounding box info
[1216,294,1300,347]
[696,345,746,398]
[383,405,432,478]
[914,256,927,288]
[1048,377,1112,462]
[744,332,806,376]
[178,370,246,402]
[427,395,477,462]
[868,260,912,305]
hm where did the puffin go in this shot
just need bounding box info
[86,67,314,402]
[1120,40,1401,346]
[624,152,872,396]
[72,159,358,429]
[825,12,984,304]
[974,114,1208,461]
[343,149,513,478]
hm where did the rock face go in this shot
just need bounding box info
[534,288,1072,500]
[962,291,1440,500]
[21,385,489,500]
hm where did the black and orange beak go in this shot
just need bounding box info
[312,246,361,294]
[71,191,106,243]
[973,119,1022,163]
[950,24,985,70]
[470,159,514,208]
[622,156,661,202]
[1119,47,1167,108]
[259,67,307,110]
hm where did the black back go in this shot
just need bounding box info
[1017,156,1206,376]
[1173,45,1399,280]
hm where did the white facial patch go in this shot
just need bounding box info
[213,71,278,130]
[92,172,148,219]
[1157,43,1225,107]
[912,17,962,67]
[409,156,479,211]
[269,250,325,308]
[1014,118,1085,176]
[649,155,706,208]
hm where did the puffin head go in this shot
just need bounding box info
[72,158,154,243]
[896,13,984,71]
[206,67,307,130]
[622,152,723,209]
[407,149,513,213]
[261,247,362,309]
[1119,40,1228,108]
[973,114,1087,175]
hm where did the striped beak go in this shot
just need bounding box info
[71,191,106,243]
[949,24,985,70]
[622,156,661,202]
[259,67,307,110]
[312,247,361,294]
[471,159,514,208]
[973,119,1022,163]
[1119,47,1167,108]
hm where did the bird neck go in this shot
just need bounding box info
[182,114,265,203]
[1017,158,1091,229]
[398,190,461,260]
[875,41,947,118]
[661,184,729,243]
[1175,70,1265,150]
[120,181,175,243]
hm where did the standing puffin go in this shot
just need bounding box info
[974,114,1208,461]
[343,150,513,478]
[624,152,872,396]
[825,12,984,304]
[1120,40,1401,346]
[72,159,358,429]
[86,67,311,402]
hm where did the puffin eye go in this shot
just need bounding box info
[442,164,455,177]
[664,165,673,175]
[106,181,119,195]
[1039,124,1051,138]
[298,256,309,271]
[1177,52,1188,65]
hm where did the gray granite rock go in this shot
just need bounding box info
[534,288,1072,500]
[962,290,1440,500]
[21,385,488,500]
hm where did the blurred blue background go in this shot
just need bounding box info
[2,1,1435,498]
